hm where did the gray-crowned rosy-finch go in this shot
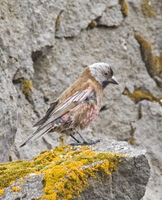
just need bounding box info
[20,62,118,147]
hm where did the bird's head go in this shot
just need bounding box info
[89,62,119,88]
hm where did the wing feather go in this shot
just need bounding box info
[20,85,94,147]
[39,88,93,127]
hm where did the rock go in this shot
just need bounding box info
[55,0,119,38]
[0,70,18,163]
[98,4,124,27]
[0,0,162,199]
[0,140,150,200]
[133,101,162,200]
[0,174,44,200]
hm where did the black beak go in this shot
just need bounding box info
[110,76,119,84]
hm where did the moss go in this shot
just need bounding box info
[0,146,126,199]
[119,0,129,17]
[20,79,33,98]
[141,0,156,18]
[135,34,162,85]
[122,87,162,106]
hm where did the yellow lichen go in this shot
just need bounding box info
[0,146,126,200]
[21,79,33,98]
[141,0,156,18]
[122,87,162,106]
[18,178,24,186]
[36,146,125,200]
[55,10,63,31]
[135,34,162,84]
[128,137,136,145]
[0,189,4,196]
[119,0,129,17]
[88,20,98,29]
[0,160,36,190]
[12,186,21,192]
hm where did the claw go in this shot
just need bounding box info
[70,139,100,146]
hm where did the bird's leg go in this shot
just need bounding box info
[77,131,101,145]
[70,133,81,143]
[76,131,88,143]
[70,131,101,146]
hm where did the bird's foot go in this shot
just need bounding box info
[70,139,101,146]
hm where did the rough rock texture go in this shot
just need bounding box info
[0,0,162,199]
[0,174,44,200]
[0,140,150,200]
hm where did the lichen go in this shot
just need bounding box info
[12,186,21,192]
[135,34,162,86]
[119,0,129,17]
[0,146,126,199]
[141,0,156,18]
[88,20,98,29]
[0,189,4,196]
[122,87,162,106]
[20,79,33,99]
[129,137,136,145]
[55,10,64,32]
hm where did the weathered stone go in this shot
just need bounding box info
[0,140,150,200]
[0,0,161,199]
[0,174,44,200]
[133,101,162,200]
[98,4,124,27]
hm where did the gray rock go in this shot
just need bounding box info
[0,174,44,200]
[133,101,162,200]
[0,140,150,200]
[75,140,150,200]
[98,4,124,27]
[0,0,161,199]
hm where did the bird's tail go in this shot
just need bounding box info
[20,123,52,148]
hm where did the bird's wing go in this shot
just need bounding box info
[38,86,94,126]
[20,85,94,147]
[33,101,59,127]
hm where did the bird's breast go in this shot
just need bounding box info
[70,102,100,130]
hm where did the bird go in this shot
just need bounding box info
[20,62,119,147]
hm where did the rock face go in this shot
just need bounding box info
[0,140,150,200]
[0,0,162,199]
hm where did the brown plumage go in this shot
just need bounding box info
[20,62,118,147]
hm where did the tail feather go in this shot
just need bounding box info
[20,123,52,148]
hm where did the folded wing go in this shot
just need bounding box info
[20,86,94,147]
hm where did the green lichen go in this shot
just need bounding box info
[0,146,126,199]
[0,160,34,189]
[141,0,156,18]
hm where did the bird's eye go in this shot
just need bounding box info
[104,72,108,76]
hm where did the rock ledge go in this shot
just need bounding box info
[0,139,150,200]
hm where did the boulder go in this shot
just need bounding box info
[0,140,150,200]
